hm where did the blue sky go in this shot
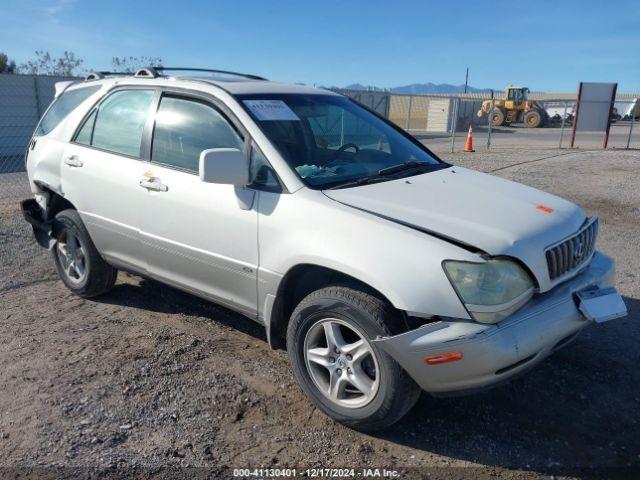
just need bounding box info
[2,0,639,91]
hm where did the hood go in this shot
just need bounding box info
[323,166,587,290]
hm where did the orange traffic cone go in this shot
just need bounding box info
[464,125,475,152]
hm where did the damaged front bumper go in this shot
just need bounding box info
[374,252,626,396]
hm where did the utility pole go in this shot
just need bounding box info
[464,67,469,94]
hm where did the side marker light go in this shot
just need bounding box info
[424,352,463,365]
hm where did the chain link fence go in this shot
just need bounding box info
[1,74,76,201]
[339,90,639,154]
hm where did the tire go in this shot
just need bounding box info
[524,109,542,128]
[491,108,505,126]
[52,209,117,298]
[287,286,420,431]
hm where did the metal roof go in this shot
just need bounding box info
[79,71,336,96]
[187,78,337,95]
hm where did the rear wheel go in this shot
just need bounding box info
[524,109,543,128]
[52,209,117,298]
[287,286,420,431]
[491,108,505,126]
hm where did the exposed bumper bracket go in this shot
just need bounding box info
[20,198,55,250]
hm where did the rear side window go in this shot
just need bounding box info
[80,90,155,157]
[74,110,96,145]
[36,85,100,136]
[151,96,243,172]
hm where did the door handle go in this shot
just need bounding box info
[139,179,168,192]
[64,155,83,167]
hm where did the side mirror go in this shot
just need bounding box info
[199,148,248,186]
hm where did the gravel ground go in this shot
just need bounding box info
[0,149,638,479]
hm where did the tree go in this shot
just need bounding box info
[17,51,83,76]
[0,52,16,73]
[111,56,163,73]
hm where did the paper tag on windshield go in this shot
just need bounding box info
[243,100,300,121]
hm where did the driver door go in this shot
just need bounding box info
[505,89,516,110]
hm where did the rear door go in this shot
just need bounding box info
[27,84,101,193]
[139,92,259,315]
[61,88,157,273]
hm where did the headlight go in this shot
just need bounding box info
[443,259,534,324]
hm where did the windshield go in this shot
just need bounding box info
[237,94,444,189]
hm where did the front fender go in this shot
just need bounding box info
[256,189,478,321]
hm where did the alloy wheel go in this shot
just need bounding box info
[303,318,380,408]
[56,230,87,284]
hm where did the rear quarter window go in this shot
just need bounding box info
[36,85,100,136]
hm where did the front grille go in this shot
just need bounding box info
[545,217,599,281]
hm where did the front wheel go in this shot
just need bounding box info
[287,286,420,431]
[524,110,543,128]
[491,108,505,126]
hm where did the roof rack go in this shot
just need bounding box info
[133,67,267,81]
[85,71,133,81]
[134,68,158,78]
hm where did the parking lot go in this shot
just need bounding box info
[0,147,639,479]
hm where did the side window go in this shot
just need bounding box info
[75,109,97,145]
[36,85,100,136]
[90,90,154,157]
[249,143,280,191]
[151,96,243,172]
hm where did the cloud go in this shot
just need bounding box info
[44,0,75,24]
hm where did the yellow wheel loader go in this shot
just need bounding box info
[477,87,548,128]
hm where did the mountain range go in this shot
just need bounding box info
[341,82,493,94]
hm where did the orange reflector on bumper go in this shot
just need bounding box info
[536,204,554,214]
[424,352,463,365]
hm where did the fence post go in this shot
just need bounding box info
[406,95,413,131]
[603,84,618,149]
[486,90,494,150]
[626,100,636,149]
[558,102,568,148]
[449,97,459,153]
[33,76,42,119]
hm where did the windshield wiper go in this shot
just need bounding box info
[377,160,431,176]
[325,174,396,190]
[324,162,449,190]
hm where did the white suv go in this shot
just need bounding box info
[22,68,627,430]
